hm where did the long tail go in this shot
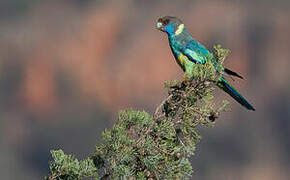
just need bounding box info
[217,77,255,111]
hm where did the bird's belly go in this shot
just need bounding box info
[176,53,195,78]
[177,53,188,67]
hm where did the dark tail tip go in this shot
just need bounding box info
[247,105,256,111]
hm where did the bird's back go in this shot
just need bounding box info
[169,30,212,63]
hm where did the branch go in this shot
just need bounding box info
[45,45,231,180]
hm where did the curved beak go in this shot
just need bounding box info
[156,22,163,31]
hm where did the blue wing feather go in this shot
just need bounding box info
[182,40,211,64]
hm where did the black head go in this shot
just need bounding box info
[156,16,184,35]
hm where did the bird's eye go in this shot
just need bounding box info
[163,19,170,26]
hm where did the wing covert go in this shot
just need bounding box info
[183,48,206,64]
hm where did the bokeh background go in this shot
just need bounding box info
[1,0,290,179]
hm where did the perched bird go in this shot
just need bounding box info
[156,16,255,111]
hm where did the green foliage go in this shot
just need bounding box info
[213,44,230,63]
[45,150,98,180]
[213,44,230,72]
[46,45,230,179]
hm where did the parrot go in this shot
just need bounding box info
[156,16,255,111]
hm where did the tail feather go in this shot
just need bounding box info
[217,77,255,111]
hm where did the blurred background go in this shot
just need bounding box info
[0,0,290,179]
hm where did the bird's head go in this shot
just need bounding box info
[156,16,184,36]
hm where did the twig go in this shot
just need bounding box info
[136,94,173,144]
[154,94,173,117]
